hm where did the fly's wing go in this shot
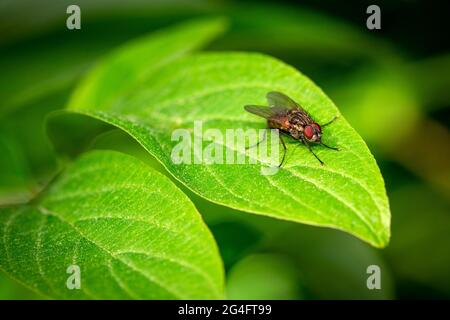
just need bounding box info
[266,91,305,111]
[244,105,288,119]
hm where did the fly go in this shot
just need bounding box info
[244,91,339,166]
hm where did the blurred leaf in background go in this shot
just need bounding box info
[385,183,450,298]
[226,253,303,300]
[262,223,395,299]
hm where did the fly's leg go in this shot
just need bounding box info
[321,116,338,127]
[247,129,287,168]
[320,116,339,152]
[278,133,287,168]
[302,137,324,165]
[320,142,340,151]
[246,129,267,149]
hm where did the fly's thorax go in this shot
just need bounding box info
[288,127,302,139]
[288,109,312,127]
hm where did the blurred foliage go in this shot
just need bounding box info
[0,0,449,299]
[262,223,395,299]
[385,184,450,298]
[226,253,303,300]
[407,54,450,111]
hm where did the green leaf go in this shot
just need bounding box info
[67,49,390,248]
[0,150,224,299]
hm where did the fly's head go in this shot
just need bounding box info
[303,122,321,143]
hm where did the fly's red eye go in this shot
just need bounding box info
[312,123,321,132]
[304,125,314,139]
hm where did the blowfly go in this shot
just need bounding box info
[244,91,339,167]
